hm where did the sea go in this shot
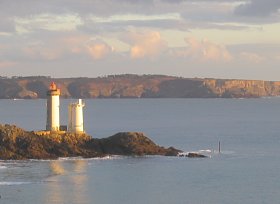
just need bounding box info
[0,98,280,204]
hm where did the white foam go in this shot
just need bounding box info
[178,152,189,156]
[58,155,123,161]
[199,149,212,153]
[0,166,7,169]
[91,155,123,160]
[0,181,32,186]
[13,155,125,163]
[58,157,84,161]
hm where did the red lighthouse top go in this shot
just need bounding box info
[49,82,57,90]
[47,82,60,96]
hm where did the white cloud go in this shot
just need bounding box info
[23,43,63,61]
[21,34,90,61]
[88,13,180,23]
[61,35,89,54]
[86,40,114,59]
[170,37,232,62]
[0,60,17,68]
[240,52,265,63]
[14,13,83,34]
[121,31,168,59]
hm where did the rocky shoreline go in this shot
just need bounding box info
[0,124,185,160]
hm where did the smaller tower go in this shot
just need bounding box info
[46,82,60,131]
[68,99,85,133]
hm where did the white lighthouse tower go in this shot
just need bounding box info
[68,99,85,133]
[46,82,60,131]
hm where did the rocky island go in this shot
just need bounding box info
[0,124,182,160]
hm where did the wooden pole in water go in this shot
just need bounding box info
[219,141,221,153]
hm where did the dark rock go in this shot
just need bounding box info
[89,132,182,156]
[187,152,207,158]
[165,147,182,156]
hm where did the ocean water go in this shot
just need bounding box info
[1,98,280,204]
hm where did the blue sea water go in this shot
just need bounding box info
[0,98,280,204]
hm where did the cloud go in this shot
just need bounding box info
[61,35,88,54]
[0,0,279,80]
[23,43,63,61]
[2,30,114,62]
[228,43,280,62]
[86,40,114,59]
[21,33,90,61]
[79,13,185,33]
[235,0,280,17]
[275,54,280,60]
[14,13,83,34]
[161,0,238,3]
[1,0,278,38]
[170,37,232,62]
[1,0,255,35]
[0,0,154,17]
[240,52,265,63]
[0,17,15,33]
[0,60,17,68]
[121,31,168,59]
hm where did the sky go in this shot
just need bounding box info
[0,0,280,80]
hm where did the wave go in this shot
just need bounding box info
[27,155,123,162]
[198,149,212,153]
[0,181,32,186]
[1,155,138,163]
[24,155,124,162]
[58,155,123,161]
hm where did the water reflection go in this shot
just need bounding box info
[44,160,89,204]
[73,160,87,173]
[49,161,65,175]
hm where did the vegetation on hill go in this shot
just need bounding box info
[0,74,280,99]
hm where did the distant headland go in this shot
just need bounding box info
[1,74,280,99]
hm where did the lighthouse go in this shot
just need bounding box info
[68,99,85,133]
[46,82,60,131]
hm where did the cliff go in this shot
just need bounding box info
[0,124,181,160]
[1,75,280,99]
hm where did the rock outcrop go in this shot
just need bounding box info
[1,75,280,99]
[0,124,181,160]
[88,132,180,156]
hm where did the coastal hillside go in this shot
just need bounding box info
[1,75,280,99]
